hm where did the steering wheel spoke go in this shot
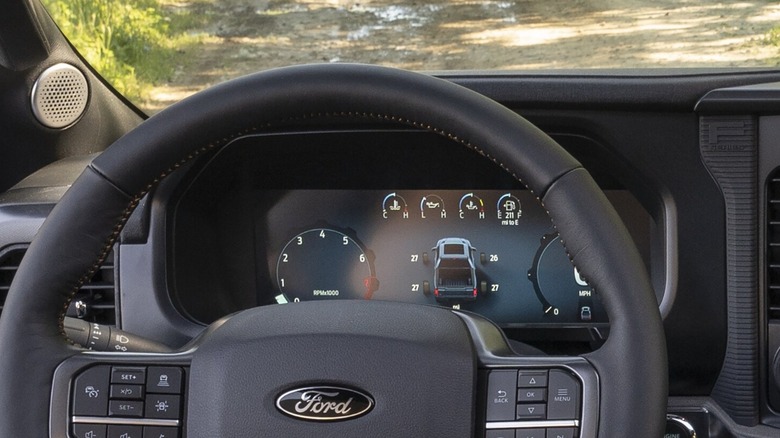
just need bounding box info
[457,311,598,438]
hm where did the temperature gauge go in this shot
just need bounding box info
[459,193,485,219]
[382,193,409,219]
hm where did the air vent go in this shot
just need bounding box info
[768,170,780,320]
[0,245,117,325]
[0,246,25,316]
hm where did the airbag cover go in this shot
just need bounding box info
[187,300,476,437]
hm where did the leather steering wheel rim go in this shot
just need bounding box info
[0,63,666,437]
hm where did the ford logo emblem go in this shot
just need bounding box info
[276,386,374,421]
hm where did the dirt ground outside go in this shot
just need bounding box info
[146,0,780,112]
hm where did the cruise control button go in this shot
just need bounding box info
[108,425,142,438]
[518,388,546,403]
[547,370,581,420]
[143,426,180,438]
[73,424,107,438]
[486,370,518,421]
[518,370,548,388]
[111,367,146,385]
[546,428,576,438]
[110,384,144,400]
[146,367,183,394]
[517,429,546,438]
[145,394,181,420]
[516,403,546,420]
[73,365,110,416]
[486,430,514,438]
[108,400,144,417]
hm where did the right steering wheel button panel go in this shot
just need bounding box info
[486,368,582,437]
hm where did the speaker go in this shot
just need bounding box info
[30,63,89,129]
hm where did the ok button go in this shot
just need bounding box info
[518,388,547,403]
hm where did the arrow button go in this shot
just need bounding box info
[516,403,546,419]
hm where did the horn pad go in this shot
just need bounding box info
[187,300,476,437]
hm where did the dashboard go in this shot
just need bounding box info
[8,52,780,436]
[169,130,656,330]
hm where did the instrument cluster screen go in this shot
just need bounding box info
[261,189,641,325]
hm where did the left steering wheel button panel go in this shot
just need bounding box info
[70,365,188,438]
[73,366,110,416]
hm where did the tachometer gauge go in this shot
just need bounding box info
[275,228,378,303]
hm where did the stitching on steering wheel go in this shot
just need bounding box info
[57,111,575,341]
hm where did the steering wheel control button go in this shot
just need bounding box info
[517,429,546,438]
[518,370,548,388]
[486,370,518,421]
[145,394,181,420]
[108,400,144,417]
[546,370,581,420]
[108,425,142,438]
[518,388,547,403]
[111,367,146,385]
[486,430,515,438]
[546,428,576,438]
[73,423,107,438]
[146,367,182,394]
[143,426,179,438]
[73,365,111,416]
[516,403,546,420]
[110,384,145,400]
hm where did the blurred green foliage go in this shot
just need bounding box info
[43,0,201,104]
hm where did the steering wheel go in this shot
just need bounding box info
[0,64,666,437]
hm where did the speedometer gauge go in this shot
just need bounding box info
[276,228,378,303]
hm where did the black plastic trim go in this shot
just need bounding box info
[700,115,759,426]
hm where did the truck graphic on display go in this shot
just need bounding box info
[432,237,478,302]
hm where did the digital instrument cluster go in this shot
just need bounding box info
[262,190,610,325]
